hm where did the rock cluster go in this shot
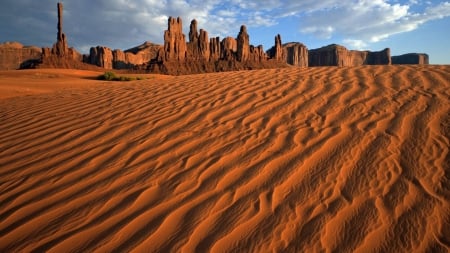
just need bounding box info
[392,53,429,65]
[308,44,391,66]
[6,2,430,72]
[84,17,279,74]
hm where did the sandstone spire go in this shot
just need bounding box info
[274,34,282,61]
[198,29,210,60]
[189,19,199,43]
[163,17,187,61]
[52,2,68,57]
[236,25,249,62]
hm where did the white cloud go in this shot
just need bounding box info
[296,0,450,49]
[343,39,368,50]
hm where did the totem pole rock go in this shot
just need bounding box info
[51,2,68,57]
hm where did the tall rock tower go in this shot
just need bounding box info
[163,17,187,61]
[51,2,68,57]
[236,25,249,62]
[274,34,283,61]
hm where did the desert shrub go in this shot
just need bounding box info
[98,71,118,81]
[97,72,142,81]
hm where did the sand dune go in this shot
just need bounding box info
[0,65,449,252]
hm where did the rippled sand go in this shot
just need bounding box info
[1,65,449,252]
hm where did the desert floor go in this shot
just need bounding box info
[0,65,449,252]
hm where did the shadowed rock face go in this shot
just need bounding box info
[210,37,221,61]
[392,53,429,64]
[308,44,391,66]
[221,37,237,61]
[87,46,113,69]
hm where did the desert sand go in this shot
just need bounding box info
[0,65,449,252]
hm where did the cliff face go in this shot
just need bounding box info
[86,42,161,69]
[86,46,113,69]
[309,44,350,66]
[283,42,308,67]
[115,42,162,69]
[392,53,429,64]
[0,42,42,70]
[309,44,391,66]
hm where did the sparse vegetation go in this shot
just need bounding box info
[97,71,144,81]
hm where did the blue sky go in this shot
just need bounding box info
[1,0,449,63]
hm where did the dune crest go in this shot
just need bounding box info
[0,65,449,252]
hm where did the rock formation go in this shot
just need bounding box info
[51,2,68,57]
[309,44,391,67]
[87,46,113,69]
[392,53,429,65]
[221,37,237,61]
[148,18,283,74]
[249,45,266,62]
[198,29,210,60]
[283,42,308,67]
[186,20,210,60]
[85,42,161,69]
[209,37,221,61]
[163,17,187,61]
[308,44,348,66]
[267,34,283,61]
[9,2,431,73]
[36,2,94,69]
[0,42,42,69]
[268,42,309,67]
[236,25,250,62]
[187,20,200,59]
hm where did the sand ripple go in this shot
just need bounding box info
[0,65,449,252]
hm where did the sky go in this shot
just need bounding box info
[1,0,449,64]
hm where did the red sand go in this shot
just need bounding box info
[0,65,449,252]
